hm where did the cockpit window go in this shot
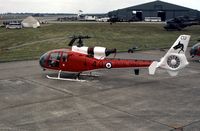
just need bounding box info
[48,52,61,67]
[39,52,49,68]
[50,52,61,61]
[192,43,200,50]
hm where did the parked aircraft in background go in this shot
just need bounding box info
[164,16,200,31]
[190,41,200,58]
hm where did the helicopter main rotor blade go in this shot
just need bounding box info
[68,38,77,46]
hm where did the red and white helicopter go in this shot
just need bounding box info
[39,35,190,81]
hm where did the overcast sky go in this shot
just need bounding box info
[0,0,199,13]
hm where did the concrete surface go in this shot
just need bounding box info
[0,50,199,131]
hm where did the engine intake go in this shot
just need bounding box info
[105,48,117,56]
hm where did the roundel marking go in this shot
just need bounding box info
[167,55,180,69]
[105,62,112,69]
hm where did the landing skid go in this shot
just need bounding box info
[46,70,86,82]
[46,75,86,82]
[81,72,100,77]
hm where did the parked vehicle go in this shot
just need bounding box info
[0,24,5,28]
[6,23,22,29]
[96,17,110,22]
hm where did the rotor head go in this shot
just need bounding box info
[68,35,91,47]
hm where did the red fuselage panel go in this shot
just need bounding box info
[40,50,153,72]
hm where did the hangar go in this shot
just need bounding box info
[108,0,200,21]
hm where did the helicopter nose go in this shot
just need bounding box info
[190,48,196,58]
[39,53,47,68]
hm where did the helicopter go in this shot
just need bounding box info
[164,16,200,31]
[39,35,190,81]
[190,40,200,59]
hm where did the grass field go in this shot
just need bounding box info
[0,22,200,62]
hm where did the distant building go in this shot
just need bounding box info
[84,15,97,21]
[22,16,40,28]
[108,0,200,21]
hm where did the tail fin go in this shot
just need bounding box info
[149,35,190,76]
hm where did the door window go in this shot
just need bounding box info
[62,52,68,62]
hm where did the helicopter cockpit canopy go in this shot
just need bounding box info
[39,49,68,69]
